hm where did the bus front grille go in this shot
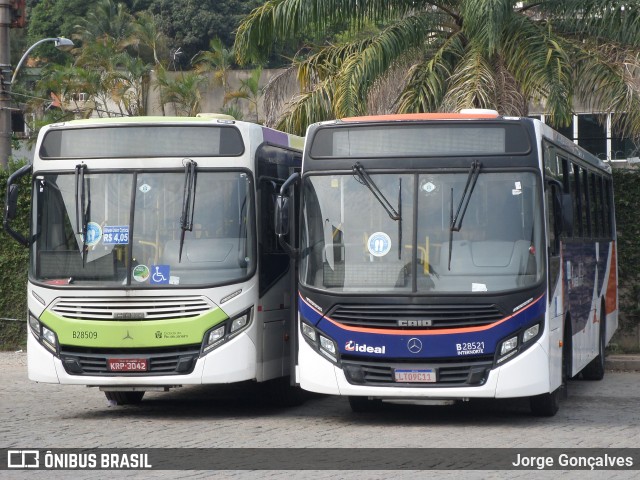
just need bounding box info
[51,296,214,321]
[328,303,504,329]
[341,357,494,387]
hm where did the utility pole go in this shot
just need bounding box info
[0,0,12,170]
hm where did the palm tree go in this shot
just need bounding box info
[224,67,263,122]
[235,0,640,136]
[131,11,169,67]
[192,37,236,92]
[155,69,207,117]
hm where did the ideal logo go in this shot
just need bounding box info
[345,340,386,354]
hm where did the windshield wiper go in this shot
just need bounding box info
[179,159,198,263]
[448,160,481,270]
[352,162,401,221]
[74,164,90,265]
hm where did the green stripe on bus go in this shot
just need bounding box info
[39,308,228,348]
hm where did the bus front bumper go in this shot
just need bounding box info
[297,335,551,399]
[27,329,257,386]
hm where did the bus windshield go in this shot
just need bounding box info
[31,170,254,287]
[300,170,543,294]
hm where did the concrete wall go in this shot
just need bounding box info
[145,68,299,126]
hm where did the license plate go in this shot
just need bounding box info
[394,368,436,383]
[107,358,148,372]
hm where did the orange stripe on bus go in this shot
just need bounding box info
[605,242,618,315]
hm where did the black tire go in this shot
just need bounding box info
[348,396,383,413]
[581,313,606,381]
[104,391,145,405]
[530,387,561,417]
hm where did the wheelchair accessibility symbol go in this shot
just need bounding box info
[150,265,170,284]
[367,232,392,257]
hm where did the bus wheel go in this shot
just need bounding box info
[529,388,560,417]
[581,314,606,381]
[348,396,383,413]
[104,391,145,405]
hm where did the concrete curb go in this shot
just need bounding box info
[605,354,640,371]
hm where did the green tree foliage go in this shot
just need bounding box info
[235,0,640,137]
[23,0,166,122]
[612,169,640,334]
[26,0,91,64]
[0,161,30,350]
[146,0,264,68]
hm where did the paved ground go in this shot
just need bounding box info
[1,351,639,479]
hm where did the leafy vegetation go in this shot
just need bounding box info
[612,169,640,335]
[0,161,30,350]
[235,0,640,136]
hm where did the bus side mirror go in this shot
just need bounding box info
[3,163,32,247]
[5,184,20,220]
[274,195,290,236]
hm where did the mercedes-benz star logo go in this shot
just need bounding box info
[123,330,133,340]
[407,337,423,354]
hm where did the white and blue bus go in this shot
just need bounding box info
[4,115,303,404]
[276,111,617,416]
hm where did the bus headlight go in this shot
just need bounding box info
[230,313,249,333]
[319,335,338,362]
[300,322,339,364]
[29,313,59,354]
[523,324,540,343]
[301,322,316,341]
[500,336,518,356]
[206,326,225,345]
[496,322,543,365]
[201,308,253,355]
[28,314,40,339]
[42,326,58,351]
[320,336,337,356]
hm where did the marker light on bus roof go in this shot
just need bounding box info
[459,108,500,115]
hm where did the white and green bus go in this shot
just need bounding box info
[4,115,303,404]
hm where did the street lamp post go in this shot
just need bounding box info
[11,37,74,84]
[0,36,74,169]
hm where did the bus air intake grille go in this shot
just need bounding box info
[59,346,201,376]
[50,296,214,320]
[341,357,494,387]
[329,303,504,329]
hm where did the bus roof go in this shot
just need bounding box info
[341,112,500,123]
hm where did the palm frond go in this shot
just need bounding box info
[235,0,416,65]
[395,34,464,113]
[275,78,336,135]
[460,0,513,55]
[537,1,640,47]
[501,16,573,126]
[441,43,498,111]
[570,41,640,138]
[333,11,446,117]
